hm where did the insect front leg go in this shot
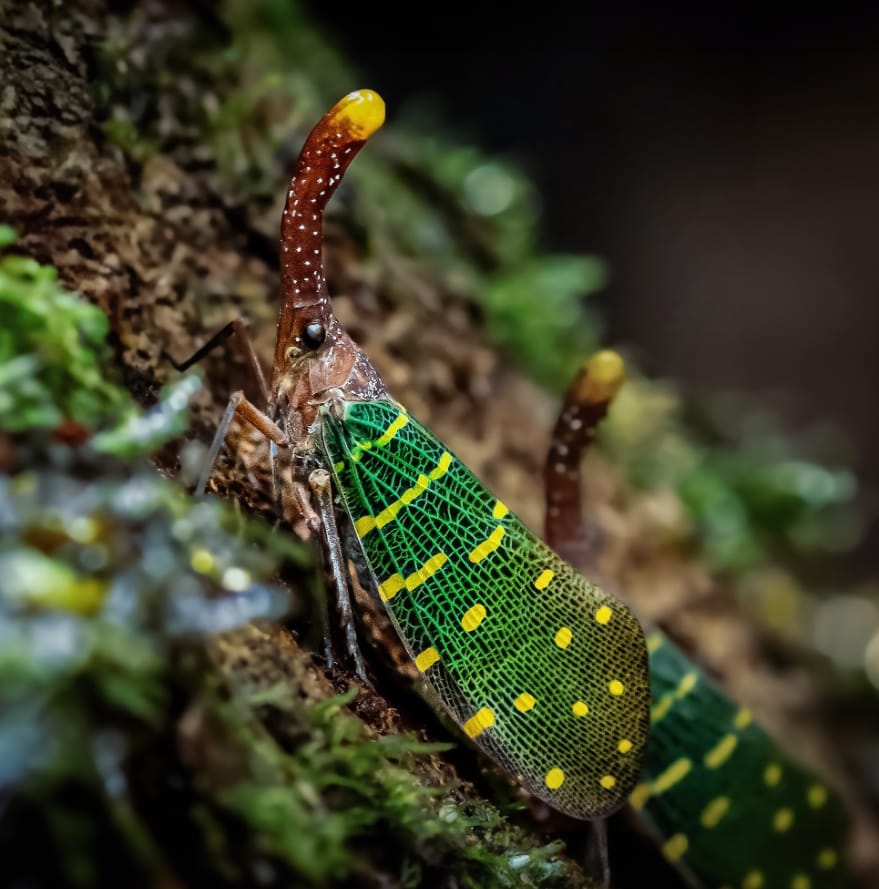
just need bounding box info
[196,393,364,683]
[165,318,270,404]
[165,319,278,496]
[197,390,287,496]
[308,467,372,687]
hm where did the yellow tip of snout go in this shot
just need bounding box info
[334,89,386,140]
[575,349,626,405]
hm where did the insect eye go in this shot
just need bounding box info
[301,320,326,350]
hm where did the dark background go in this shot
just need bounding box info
[304,5,879,571]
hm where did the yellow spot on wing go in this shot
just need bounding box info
[356,451,452,538]
[653,758,692,795]
[595,605,613,624]
[773,807,794,832]
[700,796,731,828]
[351,440,372,462]
[534,569,554,590]
[651,671,699,724]
[662,833,689,862]
[554,627,573,649]
[808,784,828,809]
[600,775,616,790]
[463,707,495,738]
[378,553,448,601]
[646,631,664,653]
[545,768,565,789]
[651,696,673,722]
[608,679,625,696]
[354,515,377,536]
[764,762,782,787]
[629,782,652,809]
[332,460,345,474]
[461,603,487,632]
[618,739,633,753]
[742,870,764,889]
[406,553,448,592]
[572,700,588,717]
[414,647,440,672]
[492,500,509,519]
[514,693,536,713]
[734,708,753,729]
[400,475,430,505]
[468,526,505,563]
[375,412,409,446]
[704,733,738,769]
[817,849,838,869]
[378,573,405,601]
[676,671,698,696]
[429,451,453,480]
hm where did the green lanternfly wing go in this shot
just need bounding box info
[189,86,650,821]
[321,399,651,818]
[633,631,852,889]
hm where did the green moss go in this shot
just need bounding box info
[201,684,581,887]
[482,255,606,390]
[0,231,128,433]
[603,379,861,574]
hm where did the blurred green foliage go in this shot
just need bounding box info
[207,684,574,888]
[604,379,861,574]
[0,228,127,433]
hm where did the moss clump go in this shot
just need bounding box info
[195,676,580,888]
[0,227,128,434]
[603,378,860,575]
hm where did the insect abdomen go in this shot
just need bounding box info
[634,631,851,888]
[321,399,651,820]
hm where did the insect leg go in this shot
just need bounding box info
[308,467,371,687]
[197,391,287,495]
[165,318,270,403]
[287,479,336,672]
[543,350,626,572]
[586,818,611,889]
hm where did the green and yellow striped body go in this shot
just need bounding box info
[636,631,850,888]
[321,399,651,819]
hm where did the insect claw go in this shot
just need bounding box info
[351,661,374,691]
